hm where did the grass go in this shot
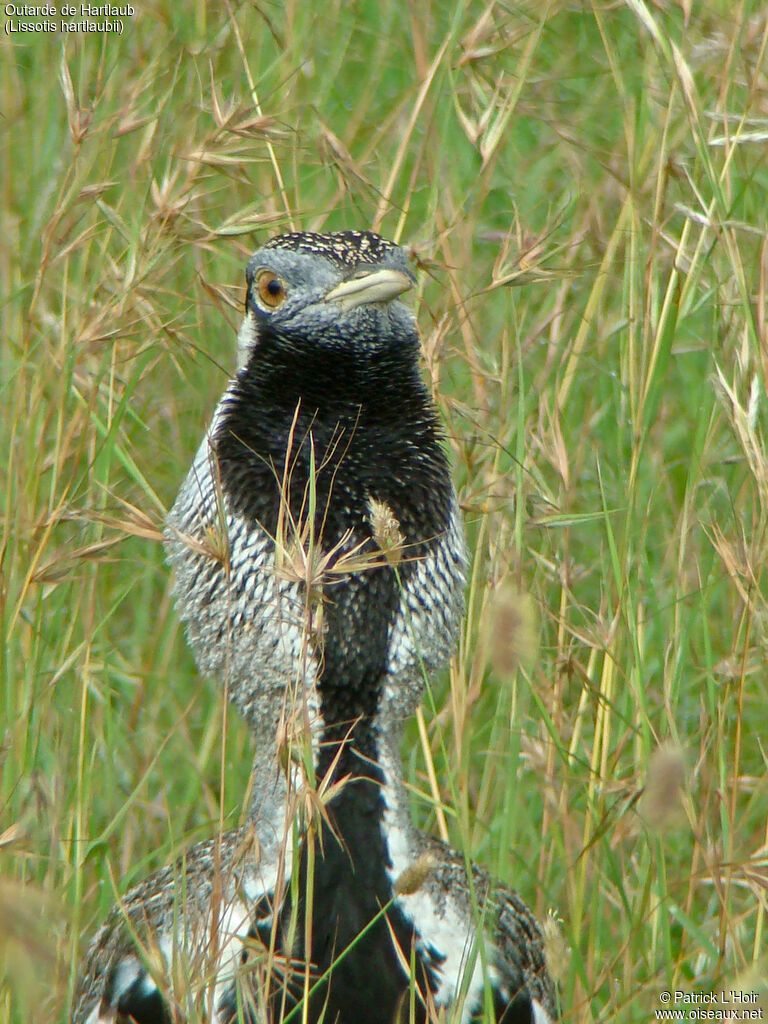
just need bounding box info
[2,0,768,1020]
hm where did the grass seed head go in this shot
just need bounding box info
[541,909,570,985]
[639,743,687,831]
[367,496,406,567]
[393,853,438,896]
[485,581,539,678]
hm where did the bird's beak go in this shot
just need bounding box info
[324,268,413,310]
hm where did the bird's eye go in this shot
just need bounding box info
[255,270,287,310]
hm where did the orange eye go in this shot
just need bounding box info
[255,270,286,310]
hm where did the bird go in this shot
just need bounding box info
[161,229,471,1023]
[73,231,558,1024]
[165,229,558,1023]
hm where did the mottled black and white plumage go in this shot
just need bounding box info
[73,827,262,1024]
[73,231,558,1024]
[375,721,558,1023]
[71,737,311,1024]
[165,229,466,735]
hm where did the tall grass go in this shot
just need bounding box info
[2,1,767,1020]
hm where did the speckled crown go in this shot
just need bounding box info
[261,230,403,268]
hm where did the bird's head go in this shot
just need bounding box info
[236,230,417,369]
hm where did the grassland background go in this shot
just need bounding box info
[2,0,768,1021]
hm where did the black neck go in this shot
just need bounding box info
[283,722,437,1024]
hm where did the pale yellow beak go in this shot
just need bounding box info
[324,268,413,310]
